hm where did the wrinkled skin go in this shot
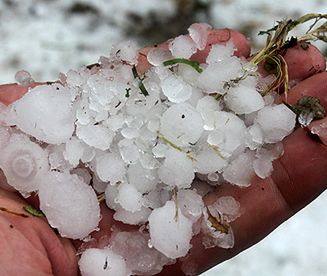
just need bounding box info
[0,28,326,276]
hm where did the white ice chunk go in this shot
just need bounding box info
[79,248,130,276]
[256,143,284,161]
[158,149,194,189]
[87,74,116,107]
[72,168,92,185]
[65,69,85,87]
[113,206,151,225]
[207,111,247,157]
[118,139,140,164]
[246,123,264,150]
[193,147,227,174]
[111,40,139,64]
[15,70,34,86]
[253,157,273,179]
[177,189,204,222]
[0,133,49,193]
[256,104,296,143]
[176,64,201,87]
[105,114,124,131]
[225,84,265,114]
[196,96,222,130]
[152,144,169,158]
[161,74,192,103]
[188,22,211,50]
[207,196,240,223]
[143,188,170,209]
[147,48,173,66]
[160,102,203,148]
[110,231,170,275]
[95,153,125,184]
[76,125,114,151]
[127,162,157,193]
[63,136,85,167]
[10,84,74,144]
[169,35,197,58]
[148,201,193,258]
[0,127,10,149]
[105,184,121,211]
[223,151,256,187]
[206,42,235,64]
[197,57,243,92]
[201,208,235,249]
[39,172,100,239]
[117,183,143,212]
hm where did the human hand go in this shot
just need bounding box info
[0,28,326,276]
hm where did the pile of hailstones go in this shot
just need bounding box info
[0,23,296,275]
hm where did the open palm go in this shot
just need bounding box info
[0,28,326,275]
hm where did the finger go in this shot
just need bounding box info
[257,44,325,85]
[286,71,327,108]
[137,28,251,74]
[0,82,40,105]
[160,68,327,275]
[191,28,251,62]
[308,116,327,145]
[283,43,326,82]
[0,188,78,276]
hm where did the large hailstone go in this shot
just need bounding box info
[148,201,193,259]
[38,172,100,239]
[196,95,222,130]
[223,151,256,187]
[177,189,204,222]
[158,149,194,189]
[207,111,247,157]
[193,147,228,174]
[113,206,151,225]
[95,152,125,184]
[116,183,143,212]
[127,162,157,193]
[9,84,75,144]
[161,74,192,103]
[0,133,49,193]
[110,231,170,275]
[197,57,243,92]
[188,22,211,50]
[160,102,203,148]
[256,104,296,143]
[76,124,114,151]
[225,84,265,114]
[79,248,130,276]
[168,35,197,59]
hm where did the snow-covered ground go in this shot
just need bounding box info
[0,1,326,275]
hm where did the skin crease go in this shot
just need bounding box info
[0,29,326,276]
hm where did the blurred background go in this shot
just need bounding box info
[0,0,326,275]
